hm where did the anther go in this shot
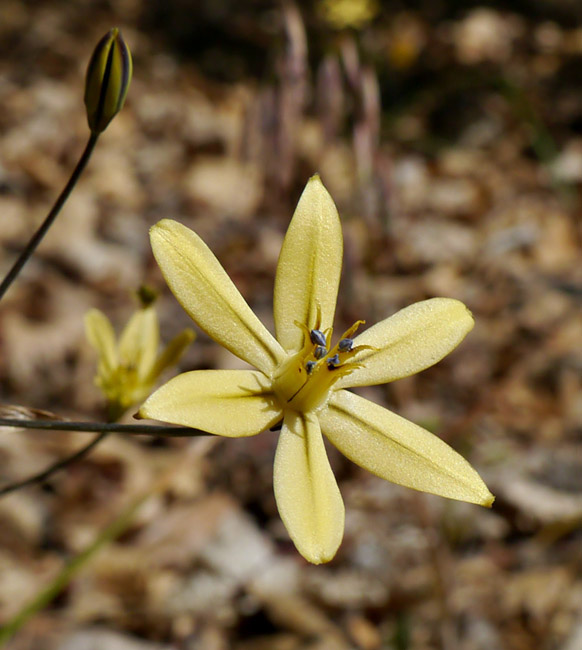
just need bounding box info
[305,360,317,374]
[338,338,353,352]
[314,345,327,359]
[327,354,340,369]
[310,329,327,347]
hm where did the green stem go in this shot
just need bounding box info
[0,133,99,302]
[0,418,207,437]
[0,491,148,645]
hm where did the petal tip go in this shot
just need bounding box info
[296,536,342,565]
[462,302,475,330]
[149,218,176,238]
[305,173,332,198]
[304,550,337,565]
[481,491,495,508]
[444,298,475,336]
[302,174,335,205]
[135,407,147,420]
[445,297,474,323]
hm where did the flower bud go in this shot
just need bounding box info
[136,285,158,308]
[84,28,132,134]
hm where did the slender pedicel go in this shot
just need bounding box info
[0,418,207,436]
[0,134,98,301]
[0,417,207,498]
[0,29,132,303]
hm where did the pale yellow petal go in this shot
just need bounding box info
[274,175,343,352]
[119,305,159,379]
[151,219,284,374]
[338,298,474,389]
[321,390,494,506]
[273,411,345,564]
[138,369,282,437]
[84,309,117,373]
[149,329,195,381]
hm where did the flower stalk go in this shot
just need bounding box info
[0,420,208,498]
[0,28,132,303]
[0,418,207,437]
[0,134,98,302]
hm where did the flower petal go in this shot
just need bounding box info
[273,411,345,564]
[274,175,343,352]
[321,390,494,506]
[119,305,159,379]
[84,309,117,374]
[151,220,284,374]
[338,298,474,389]
[138,369,282,437]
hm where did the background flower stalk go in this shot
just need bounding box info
[0,28,132,303]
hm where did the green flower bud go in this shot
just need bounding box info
[136,285,158,308]
[84,28,132,134]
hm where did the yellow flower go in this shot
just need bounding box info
[85,298,194,421]
[139,176,494,564]
[317,0,379,30]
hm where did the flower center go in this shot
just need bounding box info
[272,320,371,413]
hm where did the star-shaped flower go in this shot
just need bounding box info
[139,175,493,564]
[86,293,194,420]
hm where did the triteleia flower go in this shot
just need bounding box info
[139,175,494,564]
[85,294,194,421]
[317,0,379,30]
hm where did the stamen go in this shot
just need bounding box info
[340,320,366,341]
[273,318,370,414]
[338,338,353,352]
[310,329,327,347]
[314,345,327,359]
[327,354,340,369]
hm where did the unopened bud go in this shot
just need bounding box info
[136,285,158,308]
[84,28,132,134]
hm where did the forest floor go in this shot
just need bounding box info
[1,1,582,649]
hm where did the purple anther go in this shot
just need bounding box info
[327,354,340,369]
[314,345,327,359]
[305,361,317,374]
[338,338,353,352]
[310,329,327,347]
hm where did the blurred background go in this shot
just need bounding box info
[1,0,582,648]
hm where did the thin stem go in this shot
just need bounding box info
[0,133,99,302]
[0,418,208,437]
[0,419,209,497]
[0,431,108,497]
